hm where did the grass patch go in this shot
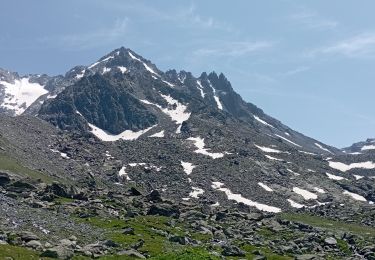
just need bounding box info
[149,248,220,260]
[0,244,52,260]
[54,196,75,204]
[279,213,375,240]
[80,215,186,257]
[0,153,53,183]
[241,244,293,260]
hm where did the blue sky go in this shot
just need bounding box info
[1,0,375,148]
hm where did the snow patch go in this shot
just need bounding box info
[160,94,191,124]
[189,187,204,198]
[314,143,334,154]
[117,66,127,73]
[258,182,273,192]
[102,67,111,74]
[208,80,223,110]
[265,155,283,161]
[293,187,318,200]
[343,190,367,202]
[187,137,225,159]
[255,144,286,153]
[275,134,302,147]
[196,80,206,98]
[326,172,346,180]
[128,51,160,76]
[88,123,155,142]
[0,78,48,115]
[149,130,165,138]
[75,70,85,79]
[286,168,300,176]
[354,175,364,180]
[288,199,305,208]
[140,95,191,130]
[88,55,114,69]
[329,161,375,172]
[120,163,162,180]
[298,150,317,155]
[119,166,130,180]
[50,149,70,159]
[254,115,275,128]
[361,145,375,151]
[181,161,195,175]
[162,80,174,87]
[313,187,326,194]
[211,182,281,213]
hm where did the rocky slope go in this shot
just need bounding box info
[0,47,374,259]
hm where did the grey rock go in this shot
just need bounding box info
[222,244,246,257]
[117,249,146,259]
[324,237,337,246]
[25,240,43,250]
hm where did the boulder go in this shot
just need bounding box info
[0,172,10,186]
[324,237,337,246]
[41,246,74,259]
[146,190,162,202]
[147,204,180,218]
[117,249,146,259]
[222,245,246,257]
[20,231,39,242]
[25,240,43,250]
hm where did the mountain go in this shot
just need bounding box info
[0,47,375,259]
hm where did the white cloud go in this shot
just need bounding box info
[310,33,375,58]
[290,10,338,30]
[280,66,310,76]
[39,18,129,50]
[193,41,274,58]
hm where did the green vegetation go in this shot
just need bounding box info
[0,153,53,183]
[80,215,184,256]
[279,213,375,239]
[149,248,220,260]
[54,196,75,204]
[0,244,52,260]
[240,244,293,260]
[336,239,351,255]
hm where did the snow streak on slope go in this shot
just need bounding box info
[255,144,286,153]
[275,134,302,148]
[326,172,346,180]
[314,143,334,154]
[253,115,275,128]
[258,182,273,192]
[208,80,223,110]
[187,137,225,159]
[265,155,283,161]
[293,187,318,200]
[288,199,305,208]
[211,182,281,213]
[0,78,48,115]
[128,51,160,76]
[329,161,375,172]
[149,130,164,138]
[88,123,155,141]
[343,190,367,202]
[196,80,206,98]
[88,55,114,69]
